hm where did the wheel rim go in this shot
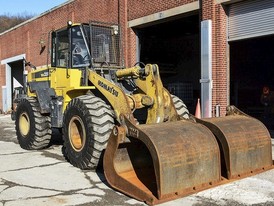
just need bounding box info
[69,116,86,152]
[19,112,30,137]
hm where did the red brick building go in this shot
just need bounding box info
[1,0,274,119]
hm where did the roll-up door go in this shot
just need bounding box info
[228,0,274,41]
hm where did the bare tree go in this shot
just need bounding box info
[0,12,35,33]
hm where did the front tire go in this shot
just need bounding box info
[62,95,114,169]
[15,98,52,149]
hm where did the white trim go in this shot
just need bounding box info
[136,34,140,63]
[1,54,25,65]
[1,54,25,112]
[215,0,244,5]
[2,86,7,112]
[128,1,199,28]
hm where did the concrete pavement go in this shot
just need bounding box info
[0,114,274,206]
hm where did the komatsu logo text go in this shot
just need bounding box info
[98,80,119,97]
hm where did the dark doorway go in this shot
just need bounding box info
[230,35,274,129]
[136,14,200,113]
[9,60,24,106]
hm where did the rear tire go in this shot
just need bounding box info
[15,98,52,149]
[171,95,189,119]
[62,94,114,169]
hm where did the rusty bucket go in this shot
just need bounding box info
[104,116,222,205]
[196,106,273,179]
[103,107,273,205]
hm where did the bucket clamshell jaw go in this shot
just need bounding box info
[196,105,273,179]
[104,106,273,205]
[104,114,221,205]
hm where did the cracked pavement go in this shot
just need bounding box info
[0,114,274,206]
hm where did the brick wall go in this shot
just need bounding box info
[0,35,3,111]
[215,5,228,117]
[0,0,123,110]
[0,0,121,67]
[0,0,229,115]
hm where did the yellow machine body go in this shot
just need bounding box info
[27,67,95,111]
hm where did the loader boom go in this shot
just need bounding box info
[88,64,178,124]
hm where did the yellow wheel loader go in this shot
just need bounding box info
[12,21,273,205]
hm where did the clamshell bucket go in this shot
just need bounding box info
[104,116,221,205]
[196,106,273,179]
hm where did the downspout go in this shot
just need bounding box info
[200,0,213,118]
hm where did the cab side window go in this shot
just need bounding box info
[51,29,69,68]
[56,30,69,67]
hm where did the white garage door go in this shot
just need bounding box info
[228,0,274,41]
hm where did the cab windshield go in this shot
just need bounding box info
[71,25,91,67]
[51,25,91,68]
[51,23,121,68]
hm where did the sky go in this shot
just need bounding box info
[0,0,70,16]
